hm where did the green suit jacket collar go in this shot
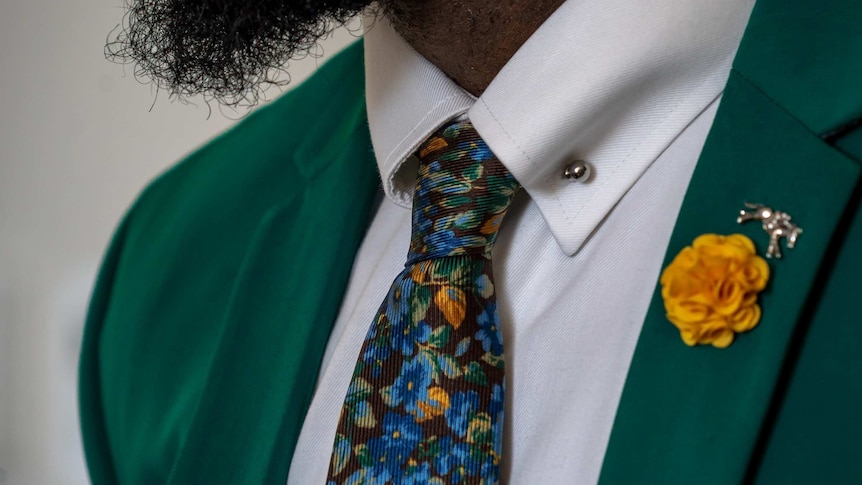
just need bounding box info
[600,0,862,481]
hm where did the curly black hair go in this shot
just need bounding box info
[107,0,375,107]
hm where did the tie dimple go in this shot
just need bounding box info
[327,119,519,485]
[408,121,520,264]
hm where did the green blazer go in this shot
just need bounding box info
[79,0,862,483]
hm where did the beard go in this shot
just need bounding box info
[107,0,379,106]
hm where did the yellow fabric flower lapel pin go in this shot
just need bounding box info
[660,203,802,348]
[660,234,768,348]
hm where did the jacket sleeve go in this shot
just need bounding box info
[78,205,136,485]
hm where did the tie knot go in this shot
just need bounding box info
[407,120,520,264]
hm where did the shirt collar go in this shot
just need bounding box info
[364,0,754,255]
[363,14,475,207]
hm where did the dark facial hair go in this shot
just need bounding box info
[107,0,375,107]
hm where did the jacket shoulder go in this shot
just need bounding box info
[132,38,368,223]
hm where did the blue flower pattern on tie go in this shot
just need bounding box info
[327,120,520,485]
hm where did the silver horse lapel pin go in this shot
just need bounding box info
[736,202,803,259]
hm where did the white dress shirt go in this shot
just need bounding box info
[288,1,754,483]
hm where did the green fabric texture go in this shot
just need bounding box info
[754,128,862,483]
[733,0,862,134]
[79,40,381,484]
[80,0,862,483]
[599,0,862,482]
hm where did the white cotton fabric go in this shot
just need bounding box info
[287,0,754,483]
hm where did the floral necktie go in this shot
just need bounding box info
[326,119,520,485]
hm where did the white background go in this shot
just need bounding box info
[0,0,356,482]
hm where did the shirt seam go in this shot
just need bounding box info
[478,69,721,244]
[563,71,719,227]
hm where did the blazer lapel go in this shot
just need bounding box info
[599,0,862,482]
[164,128,380,484]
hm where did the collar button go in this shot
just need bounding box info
[563,160,592,183]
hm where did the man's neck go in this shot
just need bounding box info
[382,0,566,96]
